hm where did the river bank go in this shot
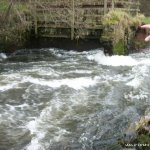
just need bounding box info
[1,25,149,55]
[1,0,150,55]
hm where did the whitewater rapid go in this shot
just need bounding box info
[0,48,150,150]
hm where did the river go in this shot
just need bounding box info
[0,48,150,150]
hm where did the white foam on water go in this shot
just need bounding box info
[126,65,150,88]
[22,76,98,90]
[87,51,137,66]
[22,67,60,77]
[26,120,45,150]
[124,90,149,102]
[24,76,100,149]
[25,105,70,150]
[0,73,24,91]
[138,59,150,65]
[26,119,70,150]
[86,50,150,89]
[0,82,20,92]
[26,138,44,150]
[126,78,141,88]
[0,53,7,60]
[67,70,92,74]
[52,128,70,142]
[0,71,96,93]
[87,50,150,67]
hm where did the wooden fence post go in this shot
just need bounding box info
[34,0,38,37]
[71,0,75,40]
[104,0,107,15]
[136,0,140,15]
[112,0,114,9]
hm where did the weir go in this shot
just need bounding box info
[29,0,140,40]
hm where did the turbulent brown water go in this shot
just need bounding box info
[0,48,150,150]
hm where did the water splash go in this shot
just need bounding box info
[0,53,7,61]
[87,51,138,66]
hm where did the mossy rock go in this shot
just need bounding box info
[113,39,126,55]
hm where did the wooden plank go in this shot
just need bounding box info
[111,8,140,12]
[34,0,38,36]
[114,0,140,5]
[37,24,103,29]
[75,25,103,29]
[112,0,114,9]
[104,0,107,15]
[37,24,71,29]
[83,14,103,16]
[40,34,70,38]
[37,22,103,30]
[71,0,75,40]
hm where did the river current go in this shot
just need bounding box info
[0,48,150,150]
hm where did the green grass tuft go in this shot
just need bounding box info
[113,39,125,55]
[0,0,9,13]
[142,16,150,24]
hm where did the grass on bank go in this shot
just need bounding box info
[0,0,28,12]
[0,0,9,13]
[102,10,145,55]
[142,16,150,24]
[0,1,30,52]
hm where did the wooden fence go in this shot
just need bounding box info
[29,0,140,39]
